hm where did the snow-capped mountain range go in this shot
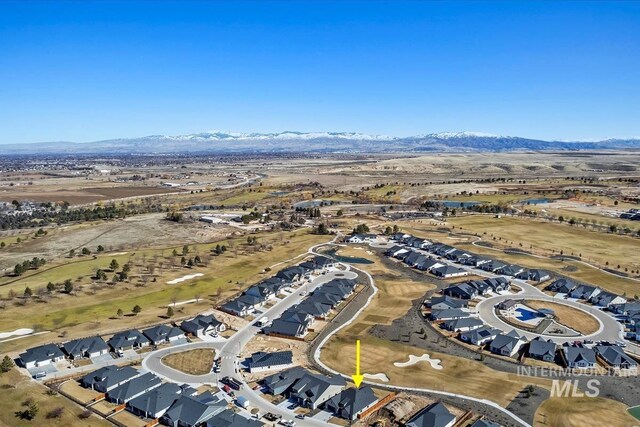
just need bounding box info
[2,131,639,155]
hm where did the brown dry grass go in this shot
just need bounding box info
[0,369,111,427]
[535,397,637,427]
[524,300,600,335]
[162,348,215,375]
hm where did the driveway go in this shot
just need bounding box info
[142,267,358,427]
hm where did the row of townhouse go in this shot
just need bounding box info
[262,366,383,421]
[389,234,551,282]
[441,277,511,300]
[546,278,627,307]
[610,302,640,341]
[265,278,357,338]
[18,315,225,369]
[220,256,336,316]
[385,245,469,279]
[79,365,260,426]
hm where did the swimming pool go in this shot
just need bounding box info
[515,307,540,322]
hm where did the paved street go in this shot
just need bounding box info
[142,268,358,426]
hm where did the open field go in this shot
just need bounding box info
[524,300,600,335]
[445,215,640,269]
[162,348,216,375]
[0,368,111,427]
[398,219,640,295]
[319,250,552,406]
[1,230,328,353]
[535,397,638,427]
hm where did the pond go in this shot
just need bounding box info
[293,199,334,208]
[319,248,374,264]
[520,198,550,205]
[429,200,482,208]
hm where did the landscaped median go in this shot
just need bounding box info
[161,348,216,375]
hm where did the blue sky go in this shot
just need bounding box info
[1,0,639,144]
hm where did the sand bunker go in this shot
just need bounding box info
[110,252,128,255]
[394,354,443,370]
[0,328,34,339]
[167,273,204,285]
[364,373,389,382]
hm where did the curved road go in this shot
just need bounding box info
[142,237,536,427]
[475,283,624,343]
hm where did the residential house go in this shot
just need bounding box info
[107,329,150,353]
[345,233,377,244]
[489,330,526,357]
[442,283,478,300]
[297,299,333,319]
[528,337,557,362]
[498,264,525,277]
[519,269,551,282]
[442,317,484,332]
[204,409,263,427]
[497,299,518,311]
[324,386,379,421]
[460,327,499,346]
[480,260,507,273]
[247,350,294,373]
[81,366,141,393]
[415,258,444,272]
[107,372,162,404]
[161,393,227,427]
[244,283,276,301]
[406,402,457,427]
[142,325,186,345]
[590,291,626,308]
[385,245,407,257]
[265,318,309,338]
[484,277,511,293]
[127,383,186,419]
[181,314,226,338]
[546,278,576,294]
[429,295,468,311]
[220,299,251,317]
[276,265,308,283]
[563,346,597,369]
[61,336,109,359]
[469,419,501,427]
[289,371,347,409]
[430,308,470,322]
[610,302,640,316]
[432,265,468,279]
[19,344,65,369]
[570,284,601,301]
[595,345,638,369]
[262,367,308,395]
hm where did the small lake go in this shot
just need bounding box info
[520,198,550,205]
[429,200,482,208]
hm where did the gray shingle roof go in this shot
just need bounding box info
[107,372,161,403]
[107,329,150,350]
[81,366,140,392]
[162,393,226,426]
[406,402,456,427]
[62,336,109,358]
[248,351,293,370]
[142,324,184,343]
[528,337,557,358]
[127,382,183,417]
[324,386,378,420]
[19,344,64,365]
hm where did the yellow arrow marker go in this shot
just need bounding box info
[352,339,364,388]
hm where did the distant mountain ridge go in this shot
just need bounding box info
[2,131,639,155]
